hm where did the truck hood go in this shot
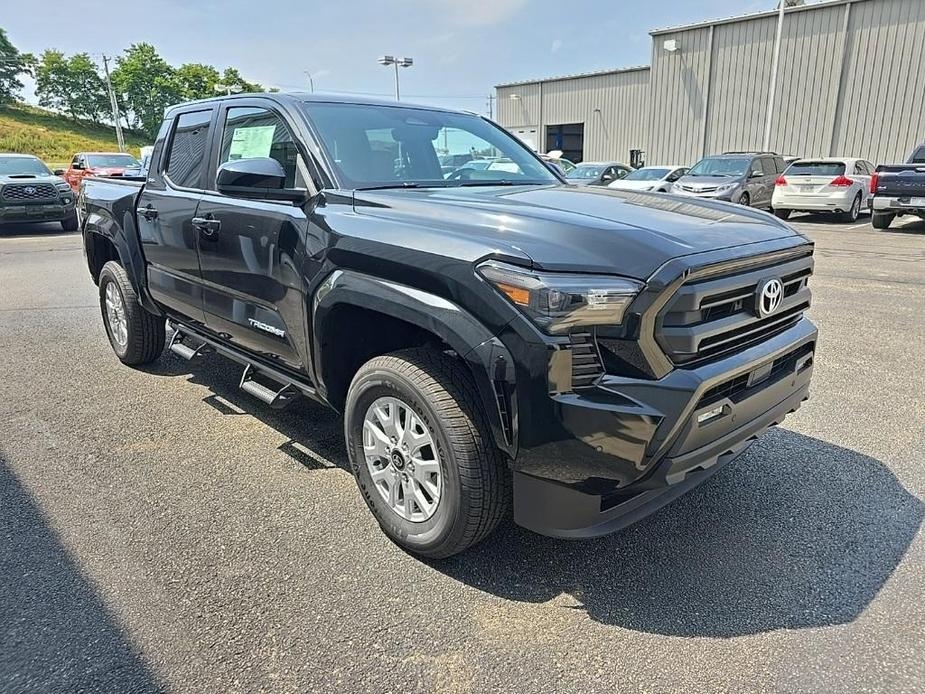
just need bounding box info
[0,173,61,185]
[352,184,802,279]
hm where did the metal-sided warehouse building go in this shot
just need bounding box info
[495,0,925,167]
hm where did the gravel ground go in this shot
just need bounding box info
[1,213,923,694]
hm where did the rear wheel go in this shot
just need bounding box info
[738,192,751,207]
[871,211,894,229]
[840,193,862,223]
[98,261,165,365]
[345,347,509,558]
[773,208,792,220]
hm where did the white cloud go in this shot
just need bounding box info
[551,39,563,53]
[424,0,529,27]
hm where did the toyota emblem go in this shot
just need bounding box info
[755,278,784,318]
[24,186,36,194]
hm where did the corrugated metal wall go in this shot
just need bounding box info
[496,68,650,162]
[646,26,713,165]
[497,0,925,168]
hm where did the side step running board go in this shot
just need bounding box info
[168,327,210,361]
[239,364,299,409]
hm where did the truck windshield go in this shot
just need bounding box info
[0,157,52,176]
[302,102,558,189]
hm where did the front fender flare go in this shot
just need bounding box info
[312,270,517,457]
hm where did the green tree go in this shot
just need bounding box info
[110,43,182,137]
[174,62,221,100]
[0,28,33,105]
[34,50,109,121]
[219,67,263,93]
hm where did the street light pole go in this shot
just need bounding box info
[378,56,414,101]
[763,0,787,151]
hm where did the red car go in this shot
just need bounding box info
[63,152,140,191]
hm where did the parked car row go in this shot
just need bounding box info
[592,149,892,226]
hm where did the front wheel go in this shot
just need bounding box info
[61,211,78,232]
[345,348,509,558]
[98,261,165,365]
[738,192,751,207]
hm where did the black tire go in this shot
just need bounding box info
[738,192,751,207]
[773,208,791,220]
[98,260,165,365]
[871,211,894,230]
[61,211,79,232]
[345,347,509,558]
[840,193,862,223]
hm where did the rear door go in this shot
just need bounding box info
[137,108,216,324]
[195,99,312,370]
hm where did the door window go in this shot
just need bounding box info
[854,161,867,175]
[910,147,925,164]
[165,110,212,189]
[749,159,765,177]
[218,106,298,188]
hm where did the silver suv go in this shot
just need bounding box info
[670,152,786,209]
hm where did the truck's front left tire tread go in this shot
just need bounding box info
[98,261,165,365]
[345,347,510,558]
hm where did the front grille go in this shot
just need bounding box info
[697,342,815,408]
[1,183,58,201]
[570,332,604,389]
[658,249,813,365]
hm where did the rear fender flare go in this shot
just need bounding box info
[312,270,517,456]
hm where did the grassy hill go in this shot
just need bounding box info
[0,103,148,168]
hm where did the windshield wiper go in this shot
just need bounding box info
[356,182,447,191]
[455,180,526,187]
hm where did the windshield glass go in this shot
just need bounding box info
[786,161,846,176]
[0,157,51,176]
[87,154,139,168]
[624,167,670,181]
[303,102,557,189]
[566,164,605,180]
[687,157,750,177]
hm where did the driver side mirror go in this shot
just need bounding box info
[216,157,307,202]
[53,168,65,176]
[750,170,763,179]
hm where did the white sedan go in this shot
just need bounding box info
[608,166,688,192]
[772,157,875,222]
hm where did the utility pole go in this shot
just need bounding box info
[486,93,495,119]
[101,55,126,152]
[763,1,787,152]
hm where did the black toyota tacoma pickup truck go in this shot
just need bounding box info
[870,143,925,229]
[80,93,817,558]
[0,153,78,230]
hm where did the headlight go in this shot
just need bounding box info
[715,182,738,193]
[478,260,642,334]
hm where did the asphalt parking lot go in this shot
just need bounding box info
[1,213,923,693]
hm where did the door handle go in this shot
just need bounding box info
[192,215,221,239]
[140,205,158,221]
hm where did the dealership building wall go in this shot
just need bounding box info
[495,0,925,166]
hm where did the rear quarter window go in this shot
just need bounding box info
[910,147,925,164]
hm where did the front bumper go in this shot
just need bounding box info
[0,200,75,224]
[514,318,817,538]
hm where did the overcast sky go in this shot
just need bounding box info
[6,0,793,114]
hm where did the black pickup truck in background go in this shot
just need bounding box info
[870,143,925,229]
[79,93,817,558]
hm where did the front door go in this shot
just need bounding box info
[138,109,215,324]
[195,102,310,371]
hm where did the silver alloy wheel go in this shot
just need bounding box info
[362,396,442,522]
[104,281,128,348]
[851,195,861,220]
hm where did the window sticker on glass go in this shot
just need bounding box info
[228,125,276,160]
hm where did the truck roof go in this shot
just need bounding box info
[166,91,468,116]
